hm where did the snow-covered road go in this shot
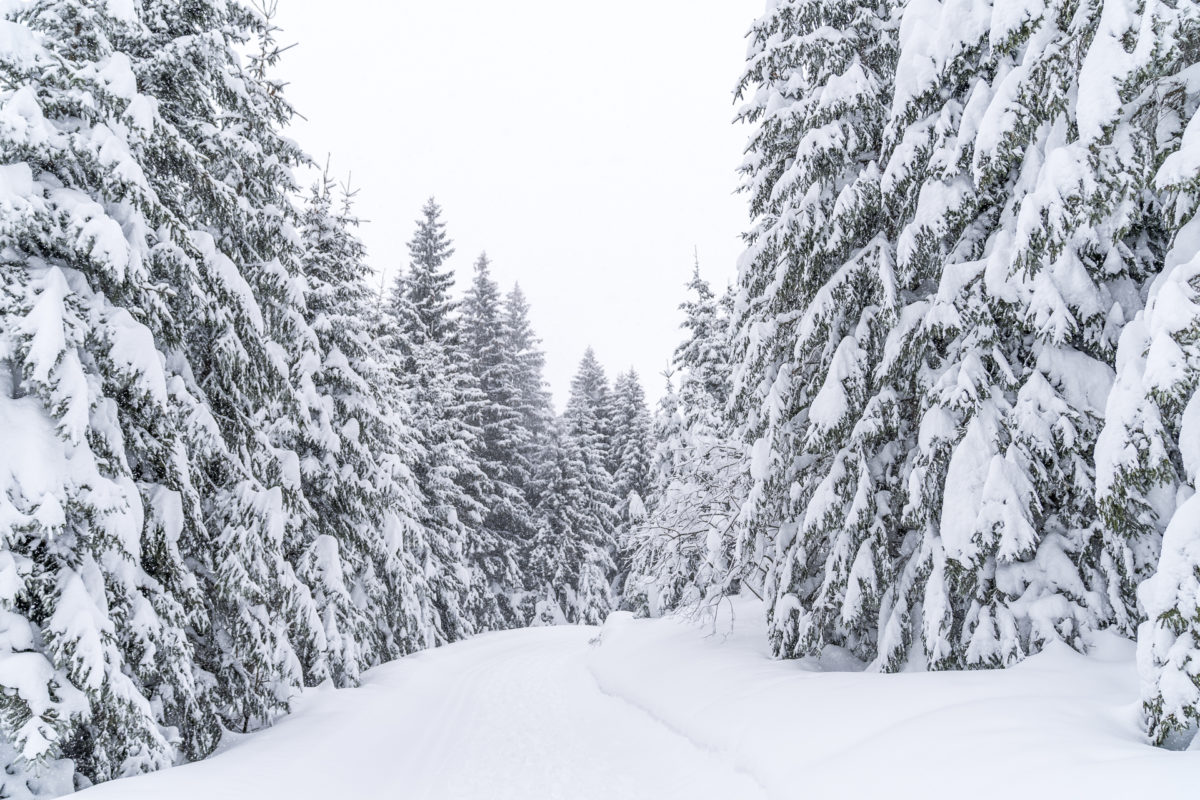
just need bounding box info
[77,625,764,800]
[76,602,1198,799]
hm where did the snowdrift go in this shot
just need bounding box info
[587,600,1199,798]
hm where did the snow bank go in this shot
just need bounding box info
[587,598,1198,798]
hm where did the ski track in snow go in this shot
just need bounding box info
[583,649,771,797]
[76,626,764,800]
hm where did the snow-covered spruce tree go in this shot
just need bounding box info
[294,173,431,683]
[0,3,220,790]
[732,0,901,663]
[529,352,619,624]
[623,373,687,617]
[500,284,557,620]
[605,368,653,596]
[573,346,613,453]
[525,422,584,626]
[626,270,752,617]
[608,369,654,522]
[504,284,555,461]
[122,0,330,729]
[871,0,1175,671]
[461,253,531,626]
[1098,5,1200,746]
[0,0,357,784]
[387,199,492,640]
[503,283,555,510]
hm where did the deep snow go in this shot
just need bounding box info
[76,599,1196,799]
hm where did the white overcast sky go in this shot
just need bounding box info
[274,0,761,408]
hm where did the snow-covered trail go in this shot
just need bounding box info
[75,601,1198,799]
[77,625,764,800]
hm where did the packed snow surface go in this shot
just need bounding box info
[78,599,1196,800]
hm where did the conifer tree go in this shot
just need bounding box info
[399,198,459,345]
[500,285,556,618]
[627,271,750,616]
[529,352,619,623]
[606,369,654,595]
[134,0,327,729]
[1096,5,1200,746]
[0,0,338,785]
[294,173,431,683]
[461,253,531,625]
[573,347,613,449]
[504,284,555,503]
[0,3,214,788]
[729,0,1186,672]
[387,200,492,639]
[506,285,552,409]
[732,0,900,662]
[608,370,654,519]
[873,0,1174,671]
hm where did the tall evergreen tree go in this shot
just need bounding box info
[728,0,1187,675]
[608,370,654,517]
[0,3,214,789]
[386,200,492,639]
[873,0,1174,671]
[294,173,431,684]
[0,0,339,787]
[398,198,458,346]
[500,284,556,618]
[606,369,654,595]
[1096,4,1200,746]
[627,270,751,617]
[461,253,531,626]
[572,347,612,450]
[135,0,326,730]
[733,0,900,663]
[529,352,619,624]
[504,283,555,500]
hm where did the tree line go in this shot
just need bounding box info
[628,0,1200,751]
[0,2,652,795]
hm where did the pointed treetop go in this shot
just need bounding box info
[571,347,609,405]
[505,283,536,344]
[505,284,539,344]
[468,251,494,286]
[410,196,454,269]
[685,260,714,303]
[394,197,458,344]
[463,251,505,354]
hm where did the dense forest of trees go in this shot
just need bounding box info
[2,0,1200,796]
[0,2,652,795]
[628,0,1200,752]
